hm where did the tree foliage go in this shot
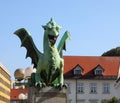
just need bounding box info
[102,47,120,56]
[101,96,118,103]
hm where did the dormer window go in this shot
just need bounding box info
[73,64,83,76]
[94,65,104,75]
[95,69,102,75]
[74,69,82,75]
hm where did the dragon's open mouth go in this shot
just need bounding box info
[48,34,58,45]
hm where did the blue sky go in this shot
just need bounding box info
[0,0,120,79]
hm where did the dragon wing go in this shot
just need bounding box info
[14,28,43,68]
[57,31,70,56]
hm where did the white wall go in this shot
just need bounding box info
[114,81,120,100]
[65,79,118,103]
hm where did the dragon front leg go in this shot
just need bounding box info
[56,58,67,90]
[35,62,46,88]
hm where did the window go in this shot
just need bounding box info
[66,83,71,93]
[89,99,98,103]
[74,69,82,75]
[77,83,84,93]
[73,65,83,76]
[77,99,85,103]
[90,83,97,93]
[95,70,102,75]
[118,99,120,103]
[94,65,104,75]
[69,99,72,103]
[103,83,110,94]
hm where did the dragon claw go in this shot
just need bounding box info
[42,83,46,87]
[58,83,64,90]
[63,83,68,89]
[35,81,41,87]
[53,83,66,90]
[35,82,46,88]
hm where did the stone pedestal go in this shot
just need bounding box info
[27,87,68,103]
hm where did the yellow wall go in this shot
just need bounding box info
[0,66,11,103]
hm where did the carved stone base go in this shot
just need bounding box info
[27,87,68,103]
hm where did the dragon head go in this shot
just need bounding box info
[42,18,61,45]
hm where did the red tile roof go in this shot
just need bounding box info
[10,88,28,100]
[63,56,120,78]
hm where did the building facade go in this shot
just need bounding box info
[64,56,120,103]
[66,79,117,103]
[114,76,120,103]
[0,62,11,103]
[10,56,120,103]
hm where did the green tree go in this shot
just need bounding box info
[110,97,118,103]
[101,97,118,103]
[102,47,120,56]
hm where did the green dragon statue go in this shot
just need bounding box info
[14,18,70,89]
